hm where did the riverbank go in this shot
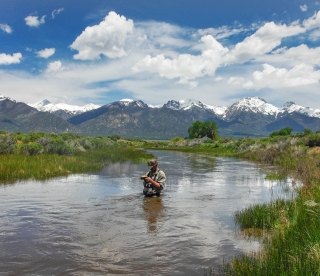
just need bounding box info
[0,132,152,183]
[139,134,320,275]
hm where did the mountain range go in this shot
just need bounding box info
[1,95,320,139]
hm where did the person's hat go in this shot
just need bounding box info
[147,159,158,166]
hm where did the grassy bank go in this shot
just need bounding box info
[225,134,320,275]
[140,133,320,275]
[0,132,152,183]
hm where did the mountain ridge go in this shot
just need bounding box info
[28,96,320,119]
[1,95,320,138]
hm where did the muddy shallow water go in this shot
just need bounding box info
[0,151,296,275]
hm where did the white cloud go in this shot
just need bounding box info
[0,23,13,34]
[273,45,320,65]
[51,8,64,19]
[135,21,193,50]
[303,10,320,29]
[300,4,308,12]
[37,48,56,59]
[3,9,320,109]
[25,15,46,27]
[134,35,228,85]
[309,28,320,40]
[46,60,63,73]
[244,63,320,89]
[70,11,134,60]
[197,25,249,40]
[134,19,308,85]
[225,22,305,64]
[0,52,22,65]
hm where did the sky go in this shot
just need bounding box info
[1,0,320,108]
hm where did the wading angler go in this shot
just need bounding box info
[141,159,166,197]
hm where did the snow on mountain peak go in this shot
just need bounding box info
[282,101,320,118]
[227,97,280,116]
[164,99,226,115]
[118,99,148,108]
[119,98,134,105]
[30,99,100,114]
[0,95,14,102]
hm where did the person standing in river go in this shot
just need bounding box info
[141,159,166,197]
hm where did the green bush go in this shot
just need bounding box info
[23,142,43,155]
[45,140,73,155]
[0,134,16,154]
[270,127,293,137]
[306,133,320,147]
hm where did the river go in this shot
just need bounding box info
[0,150,297,275]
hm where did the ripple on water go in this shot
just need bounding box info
[0,151,297,275]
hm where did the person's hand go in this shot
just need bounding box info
[140,175,148,180]
[144,177,151,183]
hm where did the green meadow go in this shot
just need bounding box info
[0,132,152,183]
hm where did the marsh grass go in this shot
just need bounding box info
[234,199,296,231]
[0,145,152,184]
[228,182,320,275]
[265,171,287,181]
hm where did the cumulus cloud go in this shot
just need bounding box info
[25,15,46,27]
[3,9,320,108]
[244,63,320,89]
[134,35,228,85]
[46,60,63,73]
[37,48,56,59]
[135,21,194,50]
[0,52,22,65]
[70,11,134,60]
[51,8,64,19]
[271,45,320,65]
[0,23,13,34]
[134,19,309,85]
[225,22,304,64]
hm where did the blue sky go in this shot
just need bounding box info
[1,0,320,108]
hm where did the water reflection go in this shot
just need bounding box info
[186,153,217,173]
[143,197,165,234]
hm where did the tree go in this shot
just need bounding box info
[188,121,218,140]
[270,127,293,137]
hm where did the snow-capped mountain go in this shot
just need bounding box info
[0,95,15,102]
[0,96,74,133]
[1,95,320,138]
[224,97,280,118]
[27,97,320,119]
[163,99,227,115]
[117,99,149,108]
[223,97,320,119]
[282,101,320,118]
[30,99,100,115]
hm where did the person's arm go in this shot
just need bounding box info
[145,171,166,190]
[144,177,162,189]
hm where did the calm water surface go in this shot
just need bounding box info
[0,151,297,275]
